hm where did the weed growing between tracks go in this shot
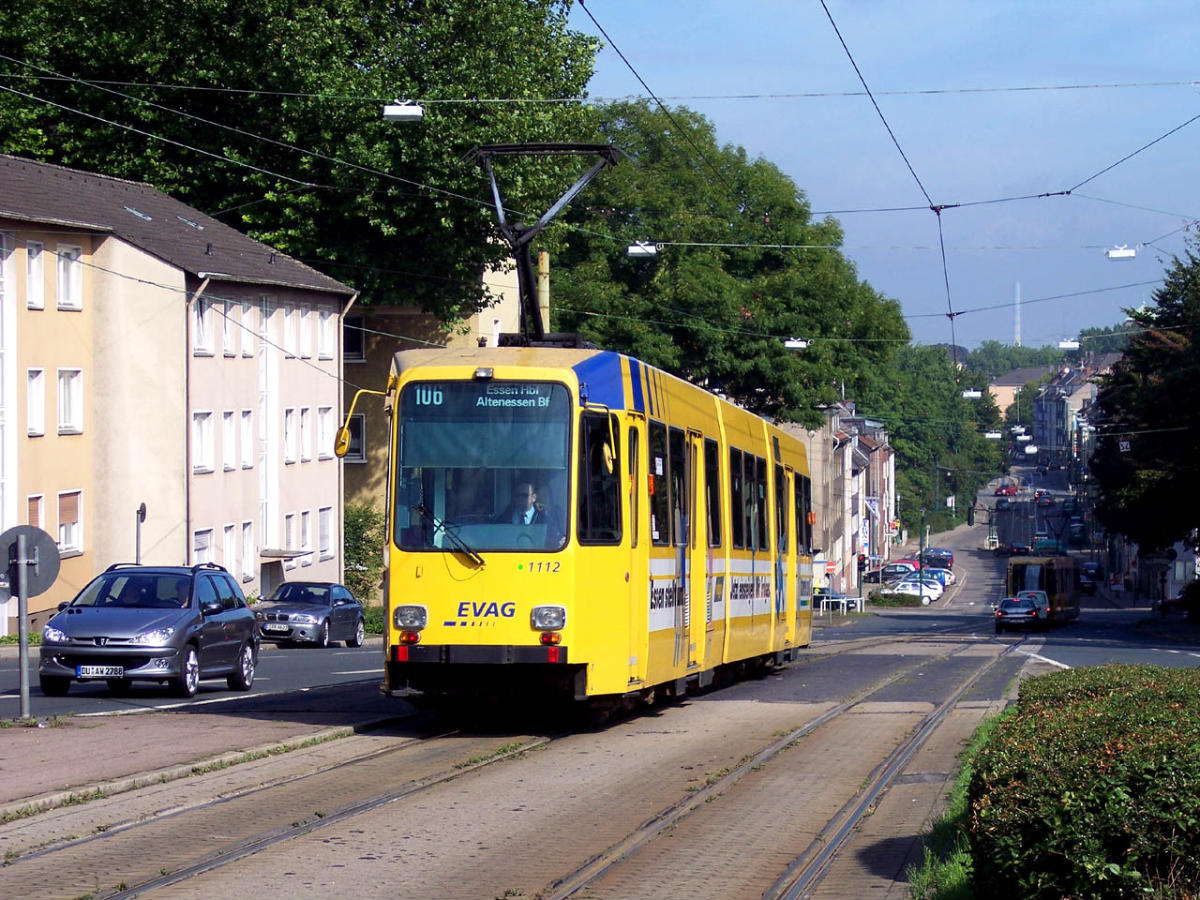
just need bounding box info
[906,710,1011,900]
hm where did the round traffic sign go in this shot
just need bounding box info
[1,525,61,597]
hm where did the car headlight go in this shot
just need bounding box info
[129,626,176,645]
[393,605,428,630]
[291,614,318,625]
[43,625,68,643]
[530,605,566,631]
[254,610,265,621]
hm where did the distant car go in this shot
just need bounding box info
[255,581,366,648]
[1016,590,1052,619]
[922,548,955,570]
[39,563,259,698]
[924,567,956,586]
[877,561,918,582]
[995,596,1040,633]
[994,483,1019,496]
[1009,543,1031,556]
[995,497,1010,509]
[1034,488,1053,506]
[890,578,943,605]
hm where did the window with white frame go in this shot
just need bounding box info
[28,494,44,529]
[222,301,236,356]
[222,410,237,471]
[241,409,254,468]
[56,245,82,310]
[344,413,366,462]
[317,406,334,459]
[283,302,296,357]
[26,241,44,309]
[192,411,214,473]
[300,510,312,566]
[241,301,255,357]
[58,491,82,552]
[283,407,297,463]
[193,298,213,354]
[299,304,312,358]
[241,521,254,583]
[223,524,237,574]
[27,368,45,436]
[317,308,334,359]
[300,407,312,461]
[284,513,296,569]
[57,368,83,434]
[194,528,213,564]
[318,506,333,560]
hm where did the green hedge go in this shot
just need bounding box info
[966,665,1200,899]
[868,590,925,607]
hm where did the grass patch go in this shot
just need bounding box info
[907,711,1010,899]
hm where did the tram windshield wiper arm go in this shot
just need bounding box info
[411,503,485,567]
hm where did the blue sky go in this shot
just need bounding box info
[566,1,1200,349]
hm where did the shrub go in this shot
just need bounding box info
[363,603,385,635]
[868,590,924,608]
[343,502,385,603]
[966,664,1200,899]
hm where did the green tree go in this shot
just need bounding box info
[551,100,909,426]
[963,340,1064,380]
[1077,322,1132,354]
[343,503,385,602]
[856,347,1006,532]
[0,0,597,321]
[1090,242,1200,550]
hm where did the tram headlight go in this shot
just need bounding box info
[394,605,428,631]
[530,605,566,631]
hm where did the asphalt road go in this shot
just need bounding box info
[0,638,385,719]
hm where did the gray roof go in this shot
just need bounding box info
[991,365,1056,387]
[0,155,353,297]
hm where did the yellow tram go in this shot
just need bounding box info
[341,346,816,705]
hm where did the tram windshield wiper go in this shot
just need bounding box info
[411,503,485,567]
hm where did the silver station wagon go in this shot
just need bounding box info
[39,563,260,698]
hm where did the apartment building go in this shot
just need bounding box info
[0,155,355,632]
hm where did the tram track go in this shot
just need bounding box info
[540,632,1017,900]
[0,626,1020,900]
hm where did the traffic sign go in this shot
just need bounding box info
[1,525,60,596]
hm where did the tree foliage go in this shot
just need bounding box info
[964,340,1064,380]
[1077,322,1132,354]
[1090,242,1200,551]
[551,100,909,426]
[856,347,1006,531]
[0,0,597,321]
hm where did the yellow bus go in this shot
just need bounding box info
[340,346,815,708]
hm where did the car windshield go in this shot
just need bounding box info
[72,572,191,609]
[394,380,571,553]
[1000,598,1035,611]
[269,584,332,605]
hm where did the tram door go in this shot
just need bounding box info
[668,427,691,667]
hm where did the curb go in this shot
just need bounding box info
[0,715,402,823]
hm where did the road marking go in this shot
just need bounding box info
[1017,648,1072,669]
[332,669,379,676]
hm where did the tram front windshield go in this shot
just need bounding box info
[395,380,570,552]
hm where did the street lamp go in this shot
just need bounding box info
[382,100,424,122]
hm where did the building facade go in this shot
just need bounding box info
[0,155,355,632]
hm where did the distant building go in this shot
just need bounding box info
[0,155,355,632]
[988,365,1057,416]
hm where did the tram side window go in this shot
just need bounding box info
[775,464,788,552]
[577,413,621,544]
[669,427,688,548]
[629,426,640,549]
[729,448,745,549]
[795,473,813,553]
[755,456,768,551]
[704,439,721,548]
[649,420,670,545]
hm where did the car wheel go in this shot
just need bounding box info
[346,618,365,648]
[107,678,133,696]
[173,646,200,698]
[315,620,330,648]
[227,643,256,691]
[40,675,70,697]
